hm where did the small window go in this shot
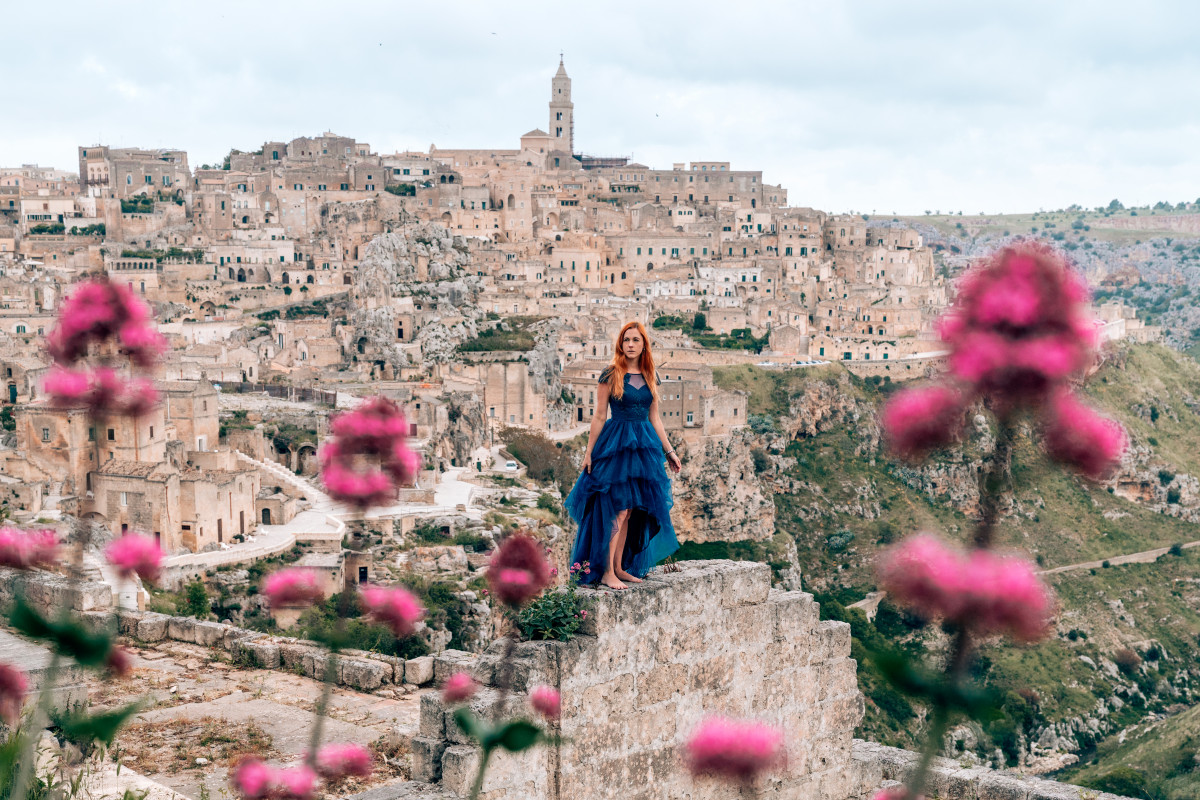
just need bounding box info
[120,492,127,506]
[41,428,49,442]
[107,428,115,441]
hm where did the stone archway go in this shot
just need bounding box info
[297,443,318,475]
[262,508,271,524]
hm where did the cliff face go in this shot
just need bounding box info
[672,427,776,542]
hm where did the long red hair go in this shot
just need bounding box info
[605,321,658,402]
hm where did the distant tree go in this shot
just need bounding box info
[692,312,707,331]
[1108,198,1124,211]
[182,580,210,619]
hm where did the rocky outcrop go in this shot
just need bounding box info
[673,427,776,542]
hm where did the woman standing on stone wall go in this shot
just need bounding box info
[565,321,681,590]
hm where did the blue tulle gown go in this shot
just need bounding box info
[565,369,679,584]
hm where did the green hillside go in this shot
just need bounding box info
[710,344,1200,796]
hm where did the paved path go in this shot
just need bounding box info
[1038,539,1200,575]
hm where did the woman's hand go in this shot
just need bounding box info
[667,452,682,474]
[582,452,593,473]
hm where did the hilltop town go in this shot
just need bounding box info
[0,62,1159,572]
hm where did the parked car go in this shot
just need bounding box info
[505,460,519,471]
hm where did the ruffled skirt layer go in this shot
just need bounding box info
[565,418,679,584]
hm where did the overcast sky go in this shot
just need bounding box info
[7,1,1198,215]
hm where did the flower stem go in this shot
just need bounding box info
[304,594,349,768]
[467,748,493,800]
[974,418,1014,549]
[10,650,61,800]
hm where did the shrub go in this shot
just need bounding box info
[181,580,210,619]
[536,493,556,511]
[1113,648,1142,675]
[1102,560,1111,568]
[825,530,854,552]
[1167,487,1181,505]
[1170,542,1184,557]
[750,448,771,474]
[1158,468,1175,486]
[1079,767,1154,799]
[516,567,594,642]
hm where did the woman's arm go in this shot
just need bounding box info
[582,380,610,469]
[649,394,682,473]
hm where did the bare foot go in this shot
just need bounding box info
[615,569,643,583]
[601,572,627,590]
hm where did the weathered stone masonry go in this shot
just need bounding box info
[412,560,864,799]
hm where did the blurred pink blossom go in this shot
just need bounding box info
[486,533,552,607]
[262,568,324,607]
[881,386,965,461]
[360,584,425,638]
[685,717,784,782]
[0,527,57,570]
[0,663,28,725]
[231,759,275,800]
[273,765,318,800]
[530,686,560,720]
[104,533,162,583]
[442,671,477,704]
[320,398,419,509]
[1042,391,1127,480]
[105,646,133,678]
[877,533,1054,642]
[314,742,373,780]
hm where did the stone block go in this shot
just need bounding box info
[410,737,445,782]
[240,639,280,670]
[136,613,170,642]
[340,657,388,691]
[637,662,687,705]
[439,744,481,797]
[444,690,526,745]
[278,641,315,672]
[405,656,434,685]
[943,766,992,799]
[193,621,230,648]
[433,649,479,684]
[167,616,197,643]
[419,693,446,738]
[78,611,110,633]
[977,771,1033,800]
[770,590,820,638]
[116,611,143,637]
[719,560,771,608]
[222,626,258,651]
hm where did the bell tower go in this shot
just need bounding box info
[549,56,574,153]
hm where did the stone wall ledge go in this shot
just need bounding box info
[852,739,1138,800]
[112,609,437,692]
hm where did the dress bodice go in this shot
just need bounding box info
[601,370,655,422]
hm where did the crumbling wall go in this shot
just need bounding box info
[410,560,864,799]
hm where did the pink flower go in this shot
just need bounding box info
[118,377,159,418]
[322,397,418,506]
[106,646,133,678]
[43,367,91,405]
[0,527,57,570]
[685,717,784,782]
[877,534,1055,642]
[314,742,373,780]
[872,789,912,800]
[273,765,317,800]
[962,550,1054,643]
[118,322,167,369]
[530,686,560,720]
[232,759,276,800]
[360,584,425,638]
[972,272,1042,328]
[876,533,967,620]
[442,671,477,704]
[104,533,162,583]
[262,568,324,607]
[0,663,28,725]
[947,331,1009,385]
[486,533,552,607]
[881,386,965,461]
[1042,391,1127,480]
[320,458,395,509]
[579,609,587,619]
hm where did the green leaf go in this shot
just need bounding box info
[54,702,141,747]
[452,707,484,742]
[9,596,114,667]
[486,719,543,753]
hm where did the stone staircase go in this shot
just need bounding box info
[235,451,333,511]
